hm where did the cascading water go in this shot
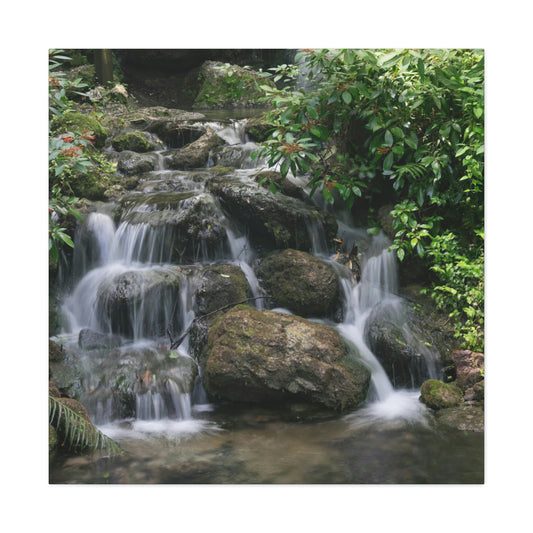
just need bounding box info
[50,109,485,485]
[56,118,273,436]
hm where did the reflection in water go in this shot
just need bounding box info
[50,403,483,484]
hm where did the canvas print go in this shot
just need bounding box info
[48,48,484,484]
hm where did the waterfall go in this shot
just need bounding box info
[55,113,435,434]
[332,232,431,424]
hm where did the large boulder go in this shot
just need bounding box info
[192,61,274,109]
[419,379,463,410]
[202,306,371,411]
[208,175,337,252]
[256,249,340,317]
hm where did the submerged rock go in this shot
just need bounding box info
[256,249,340,317]
[202,306,370,411]
[96,267,184,338]
[419,379,463,410]
[78,328,122,350]
[435,404,484,432]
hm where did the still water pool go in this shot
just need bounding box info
[49,399,483,484]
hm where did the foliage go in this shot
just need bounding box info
[49,49,117,262]
[49,395,123,456]
[255,49,484,350]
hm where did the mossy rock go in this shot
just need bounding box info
[256,249,340,317]
[194,263,250,316]
[245,113,273,142]
[52,111,108,148]
[420,379,463,410]
[111,131,163,153]
[193,61,274,109]
[203,306,371,411]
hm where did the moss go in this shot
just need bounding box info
[193,62,274,109]
[111,131,155,153]
[420,379,463,410]
[52,111,108,148]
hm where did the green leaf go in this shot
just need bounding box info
[59,232,75,248]
[384,130,393,146]
[383,151,394,170]
[405,132,418,150]
[473,107,483,119]
[342,91,352,105]
[391,126,404,139]
[280,158,290,178]
[397,248,405,261]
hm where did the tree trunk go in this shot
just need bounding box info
[95,49,113,84]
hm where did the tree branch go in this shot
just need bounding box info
[167,296,268,350]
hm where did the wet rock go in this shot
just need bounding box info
[117,191,229,263]
[253,170,307,201]
[100,106,205,136]
[420,379,463,410]
[208,175,337,252]
[49,351,83,399]
[146,121,205,148]
[96,267,184,337]
[450,350,484,390]
[49,339,64,363]
[245,113,272,142]
[78,328,122,350]
[365,299,441,388]
[256,249,340,317]
[202,306,371,411]
[193,263,251,316]
[435,404,484,432]
[116,150,159,176]
[165,129,225,169]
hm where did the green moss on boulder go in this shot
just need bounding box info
[52,111,108,147]
[111,131,162,153]
[420,379,463,410]
[193,61,274,109]
[203,306,370,411]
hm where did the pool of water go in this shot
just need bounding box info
[49,400,484,484]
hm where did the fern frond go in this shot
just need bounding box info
[396,162,427,181]
[49,396,123,456]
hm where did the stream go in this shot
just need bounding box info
[49,110,484,484]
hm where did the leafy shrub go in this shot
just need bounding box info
[255,49,484,350]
